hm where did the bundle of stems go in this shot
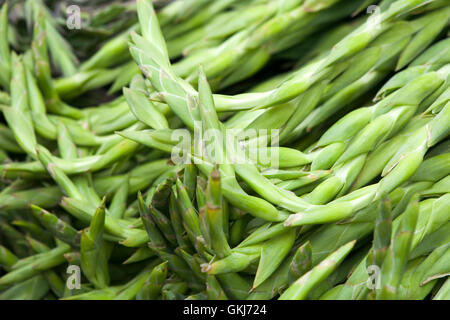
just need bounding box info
[0,0,448,300]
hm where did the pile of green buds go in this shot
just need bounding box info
[0,0,449,300]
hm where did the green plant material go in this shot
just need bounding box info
[0,275,49,300]
[253,229,297,289]
[80,199,111,289]
[2,53,37,156]
[0,245,19,272]
[0,0,448,302]
[206,275,228,300]
[371,198,393,268]
[376,195,419,299]
[138,191,168,251]
[420,247,450,286]
[0,3,11,91]
[434,278,450,300]
[136,261,168,300]
[31,206,80,248]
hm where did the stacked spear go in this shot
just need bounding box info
[0,0,449,300]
